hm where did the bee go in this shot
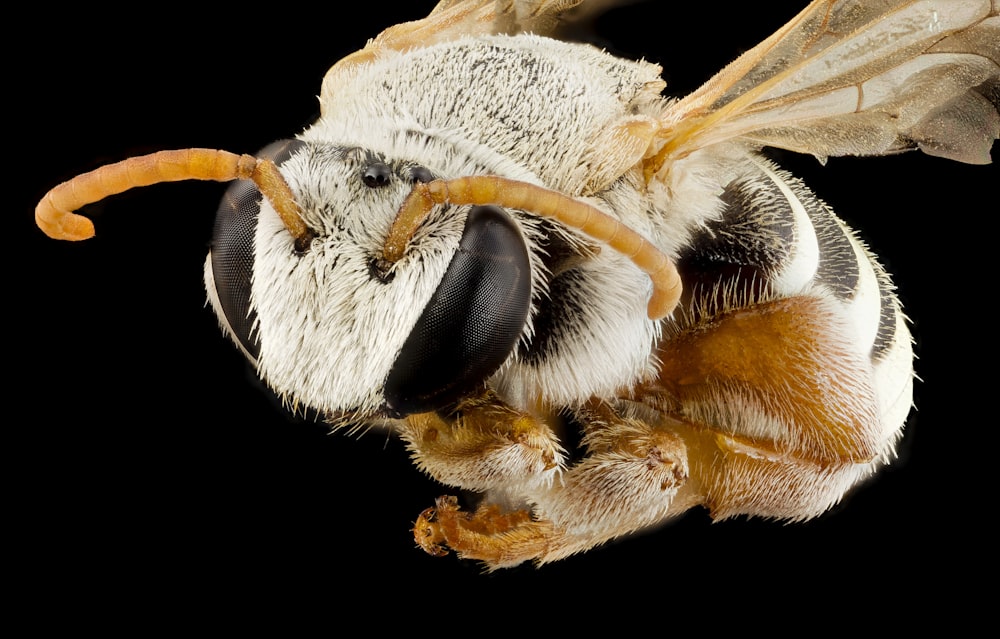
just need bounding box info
[36,0,998,569]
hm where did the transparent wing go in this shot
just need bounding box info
[652,0,999,172]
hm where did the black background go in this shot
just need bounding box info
[18,0,991,624]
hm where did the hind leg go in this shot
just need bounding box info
[412,295,892,569]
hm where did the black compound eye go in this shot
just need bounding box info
[383,206,532,417]
[362,162,392,188]
[258,138,307,167]
[209,138,306,361]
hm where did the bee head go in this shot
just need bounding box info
[205,140,533,420]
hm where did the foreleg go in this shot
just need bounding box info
[413,402,690,568]
[398,390,563,493]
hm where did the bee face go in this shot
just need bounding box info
[206,140,538,418]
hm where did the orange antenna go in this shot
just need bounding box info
[35,148,312,249]
[384,176,682,320]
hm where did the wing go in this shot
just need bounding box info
[650,0,999,175]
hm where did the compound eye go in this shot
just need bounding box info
[209,139,306,361]
[383,206,532,417]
